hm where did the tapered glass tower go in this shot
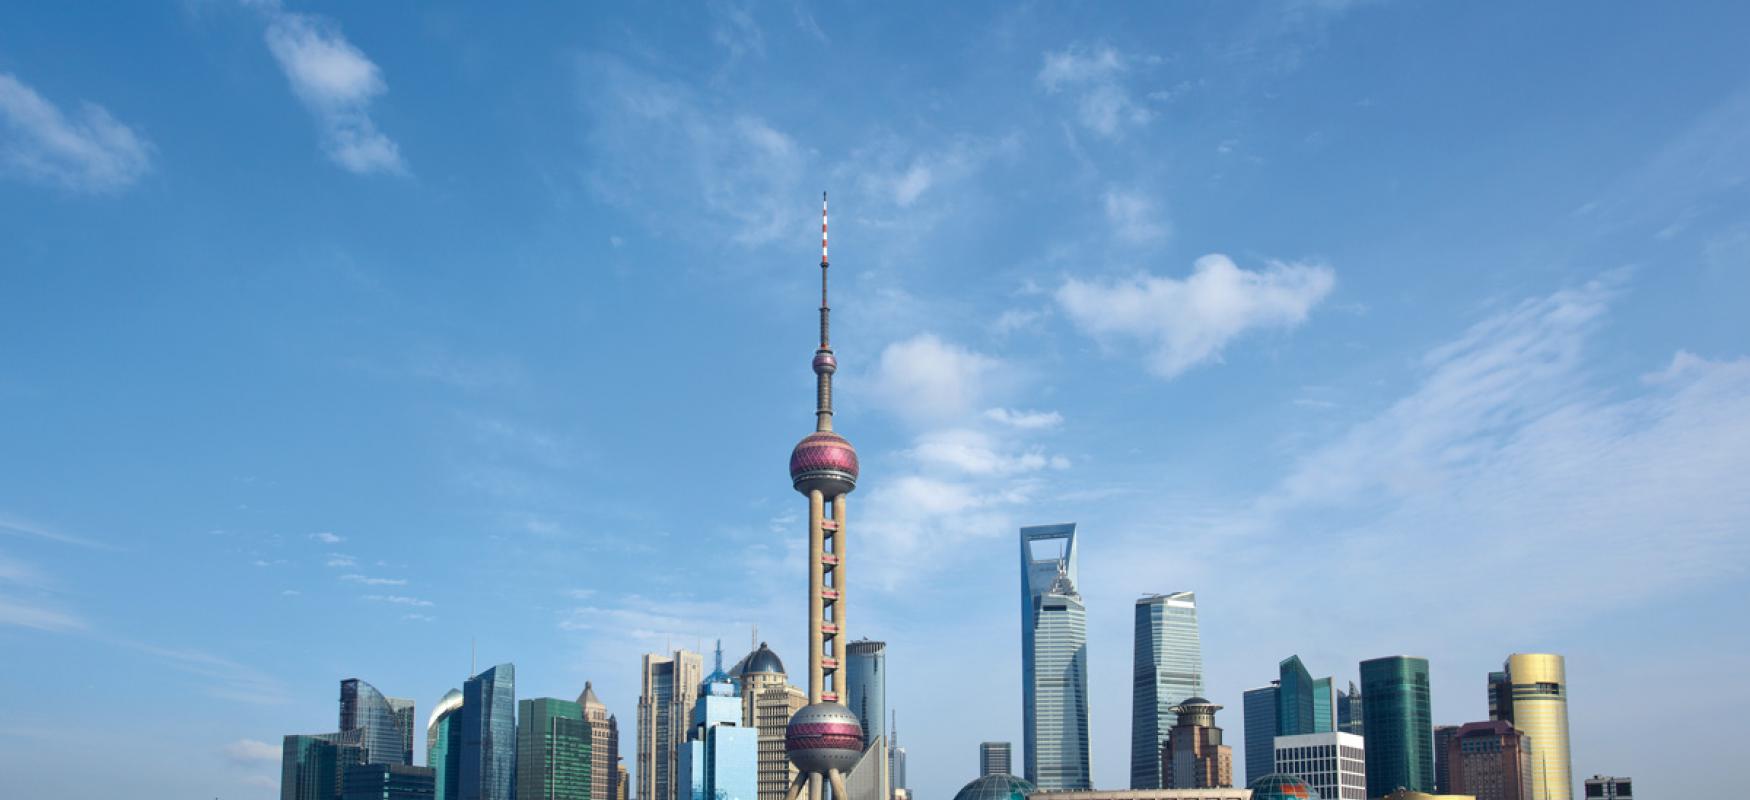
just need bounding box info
[784,193,866,800]
[1021,523,1089,791]
[463,663,517,800]
[1131,592,1203,788]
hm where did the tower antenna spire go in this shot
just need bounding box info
[812,191,836,432]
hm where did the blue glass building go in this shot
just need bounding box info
[342,679,415,766]
[1130,592,1204,788]
[1242,683,1279,785]
[1020,523,1090,791]
[462,663,517,800]
[677,647,757,800]
[845,640,886,751]
[282,730,364,800]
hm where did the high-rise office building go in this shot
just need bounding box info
[846,640,887,752]
[1275,658,1336,737]
[889,712,906,799]
[1493,654,1572,800]
[1360,655,1433,797]
[1583,776,1630,800]
[342,679,415,766]
[640,650,704,800]
[1447,720,1532,800]
[342,763,437,800]
[1242,683,1279,785]
[1273,731,1366,800]
[579,683,620,800]
[981,742,1013,777]
[1162,697,1232,789]
[518,697,591,800]
[1131,592,1204,789]
[1337,682,1363,737]
[1432,725,1460,793]
[1312,678,1335,734]
[283,731,364,800]
[1021,523,1090,791]
[462,663,517,800]
[429,689,465,800]
[679,649,759,800]
[731,642,804,800]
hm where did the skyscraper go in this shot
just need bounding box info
[1162,697,1233,789]
[463,663,517,800]
[341,679,415,766]
[1311,678,1335,734]
[1494,654,1573,800]
[1337,682,1363,737]
[782,193,872,800]
[429,689,465,800]
[283,731,364,800]
[1447,720,1532,800]
[1020,523,1090,791]
[732,642,804,800]
[342,763,438,800]
[889,712,906,799]
[1276,658,1316,738]
[1432,725,1460,793]
[980,742,1013,777]
[680,647,759,800]
[1272,732,1366,800]
[517,697,591,800]
[640,650,704,800]
[1242,683,1279,785]
[845,640,887,752]
[1359,655,1433,797]
[1131,592,1204,789]
[579,683,620,800]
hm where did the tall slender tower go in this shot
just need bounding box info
[784,193,866,800]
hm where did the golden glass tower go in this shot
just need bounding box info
[1496,654,1572,800]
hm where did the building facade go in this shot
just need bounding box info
[679,653,759,800]
[981,742,1013,777]
[639,650,704,800]
[342,679,415,766]
[1241,683,1279,785]
[1021,523,1091,791]
[1031,789,1250,800]
[846,640,887,752]
[579,683,620,800]
[1583,777,1630,800]
[1273,732,1366,800]
[1493,654,1572,800]
[462,663,517,800]
[428,689,465,800]
[1161,698,1232,790]
[517,698,591,800]
[1447,721,1531,800]
[1337,683,1362,737]
[1433,725,1460,794]
[283,731,365,800]
[1360,656,1434,797]
[341,763,437,800]
[1132,592,1204,789]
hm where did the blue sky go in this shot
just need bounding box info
[3,2,1748,798]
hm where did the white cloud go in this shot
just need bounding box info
[221,739,280,765]
[364,594,433,607]
[324,553,357,568]
[908,429,1066,476]
[1103,187,1168,243]
[340,574,406,586]
[308,531,344,544]
[992,308,1047,336]
[0,597,85,632]
[0,73,151,193]
[1057,253,1335,378]
[262,11,405,175]
[1037,45,1152,137]
[984,408,1064,430]
[865,334,1002,423]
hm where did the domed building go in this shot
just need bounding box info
[731,642,810,800]
[1250,772,1319,800]
[951,773,1037,800]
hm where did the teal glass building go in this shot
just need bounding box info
[341,763,438,800]
[1359,655,1433,796]
[1276,658,1337,737]
[516,698,591,800]
[429,689,464,800]
[1020,524,1090,791]
[283,731,365,800]
[462,663,517,800]
[1130,592,1203,788]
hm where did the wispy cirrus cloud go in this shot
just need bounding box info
[221,739,280,765]
[308,531,344,544]
[1057,253,1335,378]
[0,72,151,193]
[340,574,406,586]
[364,594,433,607]
[258,6,406,175]
[324,553,357,568]
[1037,44,1154,138]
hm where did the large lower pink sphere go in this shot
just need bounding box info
[786,701,864,774]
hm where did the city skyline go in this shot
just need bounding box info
[5,3,1748,800]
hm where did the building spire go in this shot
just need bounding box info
[812,191,837,432]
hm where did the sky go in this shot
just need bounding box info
[2,1,1748,798]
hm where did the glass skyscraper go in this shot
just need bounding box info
[517,698,591,800]
[1359,655,1434,797]
[1242,683,1279,785]
[846,639,887,751]
[342,678,415,766]
[1275,658,1336,738]
[463,663,517,800]
[282,730,364,800]
[678,651,758,800]
[342,763,438,800]
[430,689,465,800]
[1130,592,1203,789]
[1337,682,1363,737]
[1021,523,1090,791]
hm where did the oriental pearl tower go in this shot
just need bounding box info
[783,193,866,800]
